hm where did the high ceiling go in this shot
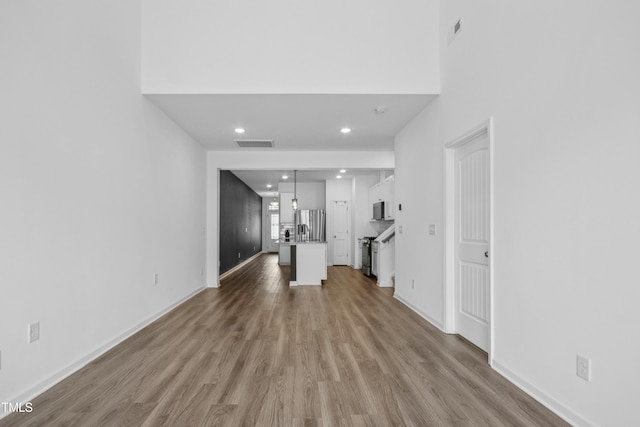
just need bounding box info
[147,93,422,197]
[146,94,435,151]
[231,169,392,197]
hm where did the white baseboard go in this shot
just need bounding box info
[491,361,593,427]
[0,286,206,421]
[393,292,445,331]
[393,293,593,426]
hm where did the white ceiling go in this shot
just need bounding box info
[147,93,425,196]
[145,94,435,151]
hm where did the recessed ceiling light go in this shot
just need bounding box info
[234,127,245,134]
[374,106,387,114]
[282,175,288,180]
[267,184,272,189]
[340,127,351,134]
[336,175,342,179]
[340,169,347,173]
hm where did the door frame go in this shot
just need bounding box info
[443,118,494,364]
[263,199,280,253]
[331,200,350,266]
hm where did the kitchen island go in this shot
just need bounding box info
[278,241,292,265]
[284,241,327,286]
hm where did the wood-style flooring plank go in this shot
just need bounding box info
[0,254,568,427]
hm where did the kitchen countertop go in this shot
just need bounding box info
[279,240,327,245]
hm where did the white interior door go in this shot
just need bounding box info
[332,200,349,265]
[455,132,490,351]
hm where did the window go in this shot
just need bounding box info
[270,214,279,240]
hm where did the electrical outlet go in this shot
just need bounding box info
[412,279,415,289]
[238,252,241,259]
[577,355,591,382]
[28,322,40,343]
[154,273,159,285]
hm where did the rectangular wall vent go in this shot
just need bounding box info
[235,139,274,148]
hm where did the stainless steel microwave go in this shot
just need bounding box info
[373,201,385,220]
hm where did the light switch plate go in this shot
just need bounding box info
[577,355,591,382]
[28,322,40,343]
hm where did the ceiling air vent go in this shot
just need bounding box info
[235,139,274,148]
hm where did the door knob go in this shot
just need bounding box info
[484,251,489,258]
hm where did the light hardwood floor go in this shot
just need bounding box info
[1,254,567,426]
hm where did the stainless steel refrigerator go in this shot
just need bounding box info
[294,209,326,242]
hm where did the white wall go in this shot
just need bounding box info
[395,1,640,426]
[278,182,326,211]
[207,151,394,286]
[395,105,444,328]
[0,0,206,410]
[141,0,439,94]
[352,175,381,268]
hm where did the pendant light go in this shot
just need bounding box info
[292,170,298,211]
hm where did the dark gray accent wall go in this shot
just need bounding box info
[219,170,262,274]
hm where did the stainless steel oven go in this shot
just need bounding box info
[359,237,377,276]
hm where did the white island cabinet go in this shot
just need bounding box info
[290,242,327,286]
[278,242,291,265]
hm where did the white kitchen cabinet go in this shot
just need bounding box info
[291,242,327,286]
[280,192,294,223]
[381,175,394,220]
[279,243,291,265]
[368,175,395,220]
[368,183,382,219]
